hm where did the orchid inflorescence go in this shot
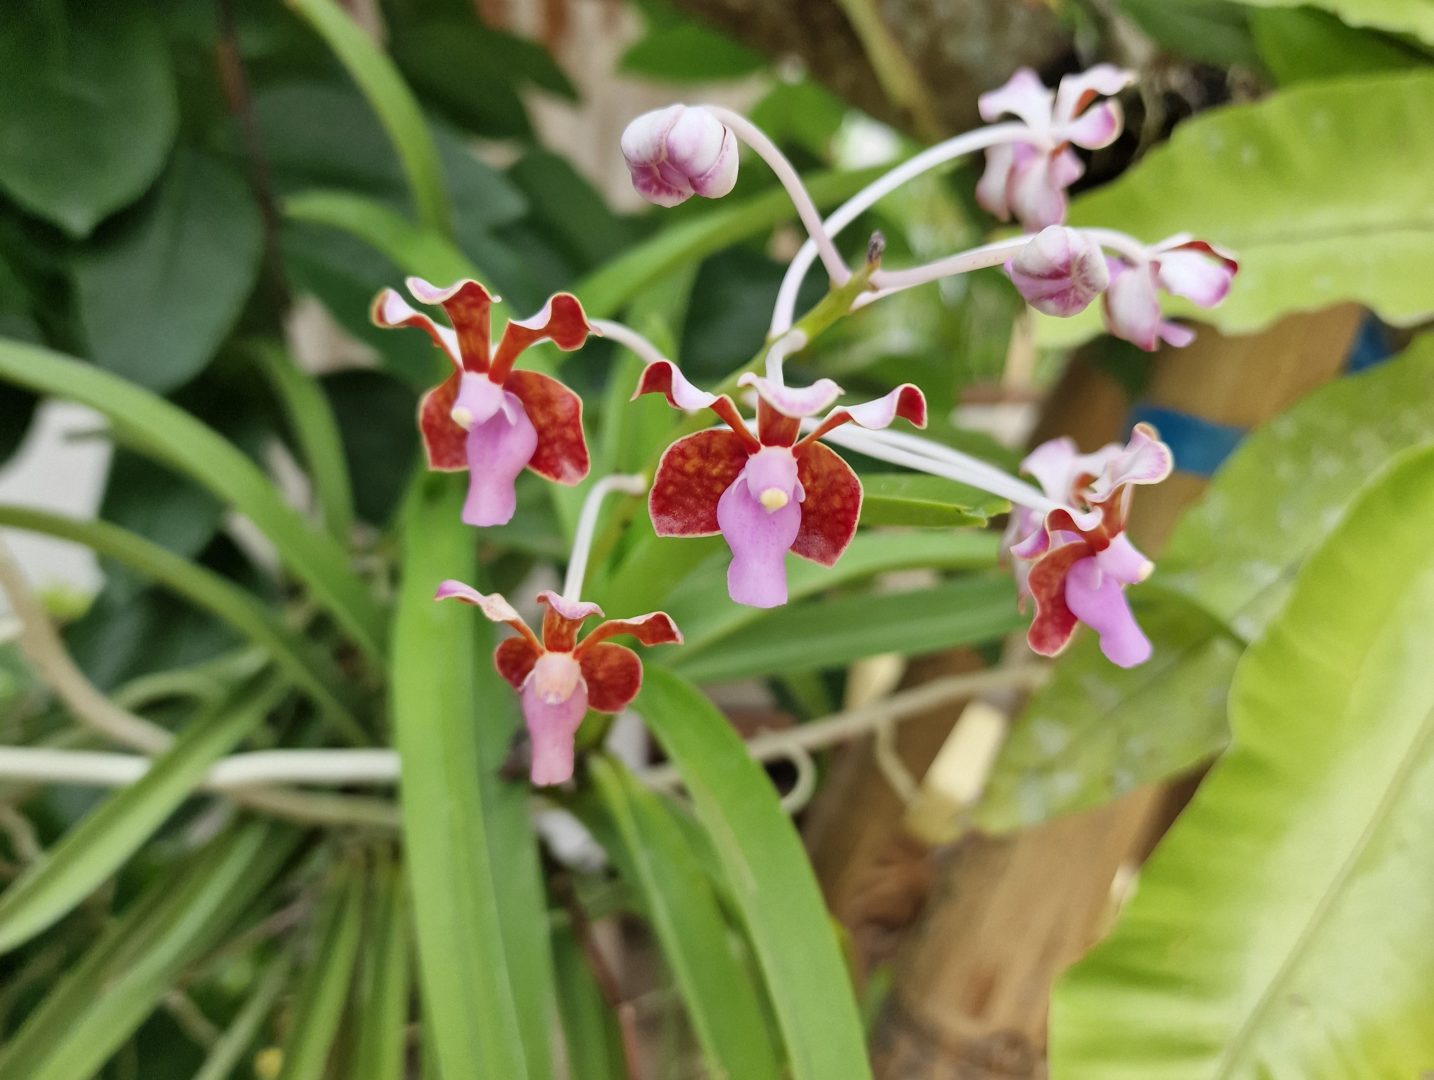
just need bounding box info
[373,65,1238,786]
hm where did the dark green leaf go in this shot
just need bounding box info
[620,22,766,81]
[0,3,178,236]
[1250,6,1427,84]
[551,927,627,1080]
[73,150,262,393]
[322,370,420,527]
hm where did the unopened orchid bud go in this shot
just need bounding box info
[621,105,738,208]
[1005,226,1110,317]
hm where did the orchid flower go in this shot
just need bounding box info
[635,360,926,608]
[1101,235,1240,351]
[1003,424,1173,667]
[373,277,594,527]
[436,584,681,785]
[975,65,1133,230]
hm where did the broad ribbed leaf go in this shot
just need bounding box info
[391,476,529,1079]
[0,678,281,954]
[590,757,782,1080]
[1052,444,1434,1078]
[1234,0,1434,46]
[632,668,871,1080]
[0,339,386,662]
[1040,72,1434,341]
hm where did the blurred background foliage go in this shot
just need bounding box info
[0,0,1430,1077]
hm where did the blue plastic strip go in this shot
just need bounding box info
[1127,405,1245,478]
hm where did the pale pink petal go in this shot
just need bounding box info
[462,394,538,527]
[1005,226,1110,317]
[738,373,843,419]
[717,472,802,608]
[1062,101,1124,149]
[978,68,1054,128]
[1159,321,1197,348]
[1095,532,1154,584]
[521,657,589,786]
[1089,424,1175,499]
[836,384,928,432]
[1103,261,1163,351]
[1156,249,1236,308]
[975,142,1017,220]
[1010,152,1075,230]
[536,590,604,624]
[434,580,521,623]
[1065,557,1151,667]
[1053,65,1134,128]
[632,358,718,412]
[1020,436,1081,500]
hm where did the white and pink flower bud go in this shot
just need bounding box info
[621,104,738,208]
[1005,226,1110,317]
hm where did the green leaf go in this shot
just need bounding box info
[251,341,355,540]
[857,474,1009,528]
[322,370,420,527]
[0,821,298,1080]
[589,757,783,1080]
[632,668,871,1080]
[1115,0,1264,69]
[286,0,453,236]
[672,575,1023,684]
[0,505,367,741]
[1250,6,1428,84]
[1051,443,1434,1078]
[193,951,294,1080]
[1231,0,1434,47]
[666,530,1001,656]
[1160,334,1434,638]
[1042,71,1434,342]
[352,856,411,1080]
[391,476,531,1079]
[620,22,766,81]
[0,3,177,236]
[0,338,386,663]
[99,450,224,566]
[277,863,366,1080]
[975,596,1242,832]
[74,150,262,393]
[551,927,627,1080]
[0,678,281,954]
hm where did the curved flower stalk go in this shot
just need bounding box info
[372,277,595,526]
[975,65,1133,230]
[1003,424,1173,666]
[635,359,926,608]
[435,474,680,786]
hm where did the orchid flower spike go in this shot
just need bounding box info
[621,104,738,207]
[1103,236,1240,351]
[436,585,682,786]
[976,65,1133,230]
[373,278,595,527]
[635,360,926,608]
[1005,225,1110,317]
[1004,423,1173,667]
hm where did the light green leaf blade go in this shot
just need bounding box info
[632,667,872,1080]
[551,927,627,1080]
[277,863,366,1080]
[590,756,783,1080]
[286,0,452,236]
[857,474,1009,528]
[672,576,1022,684]
[0,678,281,955]
[1051,444,1434,1079]
[74,150,262,393]
[0,338,386,662]
[1040,71,1434,342]
[352,855,411,1080]
[0,504,366,740]
[1232,0,1434,47]
[284,189,476,287]
[391,476,529,1080]
[0,822,298,1080]
[1250,6,1428,84]
[0,5,177,236]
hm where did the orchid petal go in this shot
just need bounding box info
[1095,532,1154,584]
[521,662,589,786]
[717,472,801,608]
[1156,248,1236,308]
[1103,261,1163,351]
[975,141,1017,220]
[417,373,468,471]
[1159,321,1197,348]
[452,372,508,429]
[372,289,461,369]
[633,358,717,411]
[1065,557,1152,667]
[978,68,1053,128]
[1062,101,1124,150]
[490,293,591,384]
[404,277,495,372]
[506,369,590,485]
[1006,226,1110,317]
[790,441,862,567]
[462,394,538,527]
[1019,436,1082,500]
[579,611,684,651]
[1089,423,1174,499]
[1010,151,1075,230]
[495,636,542,691]
[1053,65,1134,129]
[578,642,645,713]
[537,590,603,652]
[738,373,844,419]
[1025,542,1088,657]
[434,580,522,623]
[649,428,753,536]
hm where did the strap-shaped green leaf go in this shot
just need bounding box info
[0,677,284,955]
[633,667,871,1080]
[0,821,298,1079]
[0,504,366,741]
[1052,444,1434,1077]
[551,927,628,1080]
[278,862,366,1080]
[193,950,295,1080]
[391,476,530,1079]
[352,854,412,1080]
[0,338,386,662]
[590,756,783,1080]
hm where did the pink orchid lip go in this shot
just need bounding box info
[529,651,584,706]
[451,372,508,429]
[743,445,802,511]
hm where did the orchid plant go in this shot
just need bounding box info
[370,64,1238,786]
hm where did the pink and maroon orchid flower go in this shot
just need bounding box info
[636,360,926,609]
[372,278,594,527]
[1103,236,1240,351]
[976,65,1133,230]
[1004,424,1173,667]
[435,583,682,786]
